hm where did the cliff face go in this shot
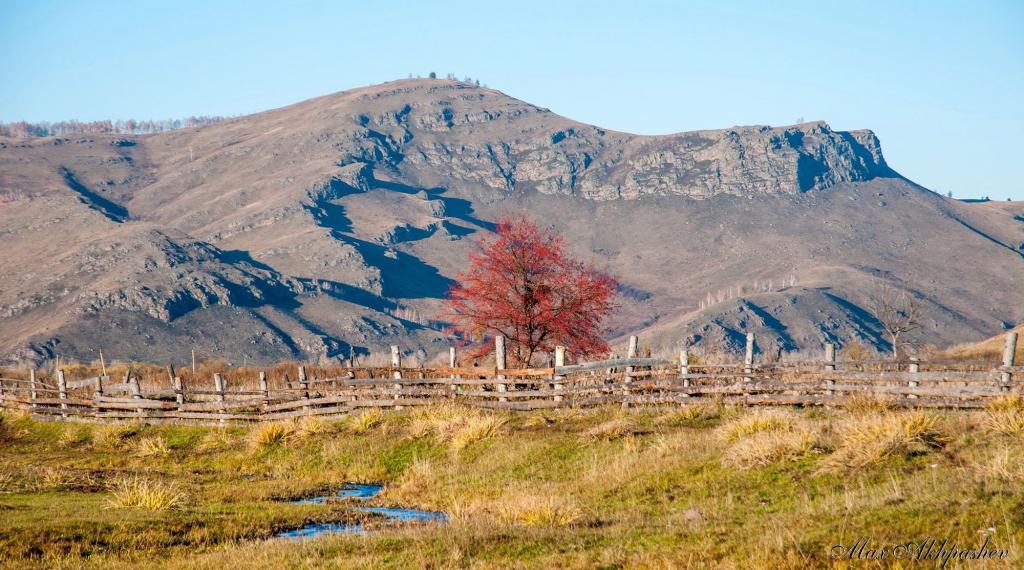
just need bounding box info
[310,82,890,200]
[0,79,1021,366]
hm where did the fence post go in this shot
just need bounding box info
[129,373,143,415]
[744,333,755,382]
[554,346,566,403]
[391,345,403,409]
[495,335,507,402]
[625,335,639,384]
[172,374,185,411]
[1001,332,1018,391]
[824,343,836,396]
[93,374,106,418]
[622,335,639,406]
[57,369,68,419]
[679,348,690,388]
[214,373,226,423]
[449,346,458,398]
[259,371,269,410]
[29,368,37,411]
[908,357,920,399]
[298,365,310,414]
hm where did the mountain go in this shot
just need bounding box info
[1,78,1021,366]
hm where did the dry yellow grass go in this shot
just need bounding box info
[348,408,385,435]
[135,435,172,457]
[292,416,335,440]
[716,410,796,444]
[656,402,723,426]
[584,417,635,440]
[825,412,946,469]
[496,492,583,527]
[984,410,1024,435]
[247,422,295,450]
[108,477,184,511]
[391,457,435,500]
[722,427,824,469]
[988,394,1024,412]
[58,424,92,448]
[405,404,507,452]
[91,423,140,449]
[196,428,234,452]
[940,324,1024,362]
[842,392,893,415]
[449,415,507,452]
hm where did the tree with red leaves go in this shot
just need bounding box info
[442,216,618,367]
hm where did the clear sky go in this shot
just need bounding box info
[2,0,1022,199]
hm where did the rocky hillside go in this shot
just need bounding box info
[0,79,1021,366]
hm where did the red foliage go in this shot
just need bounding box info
[442,216,618,367]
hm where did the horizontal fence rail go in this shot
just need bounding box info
[0,333,1019,423]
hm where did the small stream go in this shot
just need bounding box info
[276,483,448,539]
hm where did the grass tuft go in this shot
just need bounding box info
[723,427,824,469]
[716,410,795,444]
[657,403,722,427]
[988,394,1024,412]
[449,415,506,452]
[293,416,335,440]
[983,410,1024,435]
[92,423,141,449]
[843,392,893,415]
[498,493,583,527]
[135,435,172,457]
[58,425,92,448]
[108,477,184,511]
[584,417,635,440]
[825,412,946,469]
[348,409,385,435]
[248,422,295,450]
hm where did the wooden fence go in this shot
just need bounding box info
[0,332,1019,424]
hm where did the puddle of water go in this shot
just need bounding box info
[277,522,364,539]
[292,483,383,504]
[276,483,447,540]
[356,506,448,523]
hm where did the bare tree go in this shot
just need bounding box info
[869,281,921,360]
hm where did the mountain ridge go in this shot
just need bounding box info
[1,78,1021,366]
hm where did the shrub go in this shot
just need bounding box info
[108,477,184,511]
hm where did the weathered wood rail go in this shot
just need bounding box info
[0,333,1019,423]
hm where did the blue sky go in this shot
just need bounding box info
[1,0,1022,199]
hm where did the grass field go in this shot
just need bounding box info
[2,400,1023,568]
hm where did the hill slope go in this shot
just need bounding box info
[1,79,1021,366]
